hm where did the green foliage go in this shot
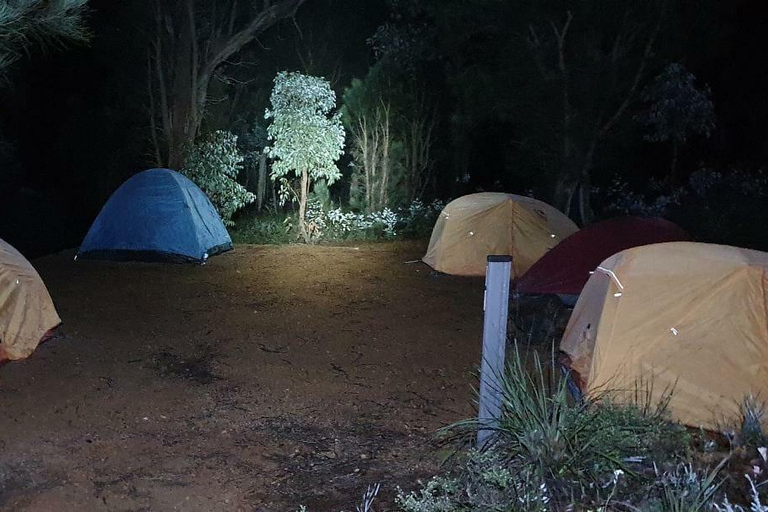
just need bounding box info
[181,130,255,226]
[229,213,294,245]
[397,343,692,511]
[230,198,444,245]
[341,60,405,131]
[714,475,768,512]
[639,63,716,144]
[651,461,725,512]
[341,59,436,208]
[264,70,345,203]
[738,395,767,449]
[0,0,89,74]
[599,168,768,251]
[396,476,462,512]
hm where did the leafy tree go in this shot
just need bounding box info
[264,71,345,243]
[0,0,89,75]
[342,27,438,211]
[181,130,255,226]
[342,65,403,212]
[638,62,716,183]
[146,0,306,169]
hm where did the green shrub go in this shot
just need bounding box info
[182,130,255,226]
[397,344,692,511]
[230,198,444,244]
[229,212,294,245]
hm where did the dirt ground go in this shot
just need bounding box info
[0,241,487,511]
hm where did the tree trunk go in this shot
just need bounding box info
[576,176,593,226]
[553,173,578,218]
[257,152,267,211]
[379,106,390,210]
[150,0,306,169]
[162,0,202,169]
[298,168,310,243]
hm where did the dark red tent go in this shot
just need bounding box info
[514,217,691,296]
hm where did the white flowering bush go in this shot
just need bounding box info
[300,198,444,242]
[182,130,255,226]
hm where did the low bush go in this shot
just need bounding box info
[231,198,445,244]
[229,212,294,245]
[395,344,690,511]
[597,167,768,251]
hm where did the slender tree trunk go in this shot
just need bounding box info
[257,152,267,211]
[298,168,310,243]
[379,105,390,209]
[577,175,593,225]
[554,174,578,218]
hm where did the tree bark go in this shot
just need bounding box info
[533,5,664,226]
[257,152,267,211]
[298,168,310,243]
[149,0,306,169]
[379,104,390,210]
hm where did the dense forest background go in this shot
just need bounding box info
[2,0,768,256]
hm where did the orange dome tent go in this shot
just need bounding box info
[423,193,578,277]
[561,242,768,430]
[0,238,61,363]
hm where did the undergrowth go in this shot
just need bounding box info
[294,342,768,510]
[230,198,443,244]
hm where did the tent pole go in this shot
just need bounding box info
[477,255,512,448]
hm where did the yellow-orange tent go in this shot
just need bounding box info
[0,238,61,362]
[561,242,768,430]
[422,193,578,277]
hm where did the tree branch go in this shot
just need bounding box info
[551,11,573,161]
[152,12,171,142]
[202,0,306,80]
[228,0,239,36]
[598,2,665,139]
[147,49,163,166]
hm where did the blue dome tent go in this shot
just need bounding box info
[77,169,232,263]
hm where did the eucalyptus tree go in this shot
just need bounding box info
[638,62,715,183]
[265,71,345,243]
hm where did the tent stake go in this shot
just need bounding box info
[477,255,512,448]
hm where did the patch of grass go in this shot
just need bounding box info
[229,212,295,244]
[396,343,693,510]
[738,394,768,449]
[651,460,725,512]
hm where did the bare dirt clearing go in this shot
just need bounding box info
[0,241,485,511]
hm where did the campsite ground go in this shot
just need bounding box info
[0,241,486,511]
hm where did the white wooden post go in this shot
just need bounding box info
[477,255,512,448]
